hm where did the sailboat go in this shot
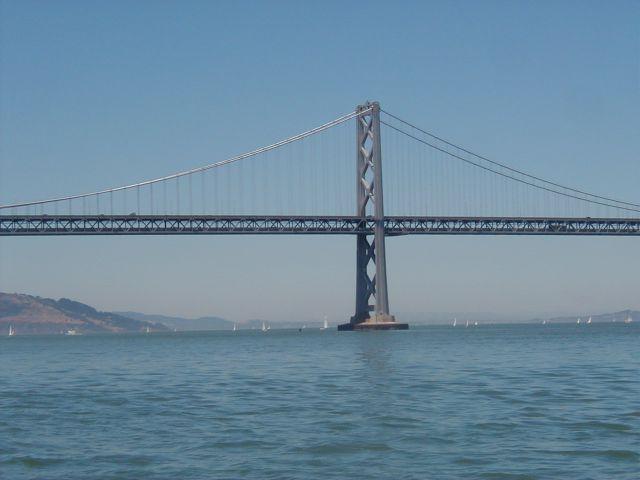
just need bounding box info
[474,321,478,327]
[261,321,268,332]
[624,314,633,324]
[233,323,237,331]
[452,318,457,327]
[576,317,581,325]
[146,326,150,334]
[465,320,469,328]
[542,319,547,325]
[320,317,328,330]
[587,317,592,325]
[8,325,15,336]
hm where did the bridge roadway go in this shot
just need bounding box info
[1,215,640,236]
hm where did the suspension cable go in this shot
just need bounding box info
[381,109,640,209]
[0,108,370,210]
[381,120,640,214]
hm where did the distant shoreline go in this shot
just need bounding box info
[1,291,636,335]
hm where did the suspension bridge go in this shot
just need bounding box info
[2,102,639,330]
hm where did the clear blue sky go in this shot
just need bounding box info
[1,0,639,322]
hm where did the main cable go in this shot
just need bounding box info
[0,108,370,210]
[380,120,640,214]
[381,109,640,209]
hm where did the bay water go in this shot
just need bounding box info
[1,323,638,479]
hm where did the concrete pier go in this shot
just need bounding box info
[337,314,409,331]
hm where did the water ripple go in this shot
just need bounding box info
[0,324,638,479]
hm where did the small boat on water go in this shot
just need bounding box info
[233,323,237,331]
[624,314,633,324]
[320,317,328,330]
[452,318,457,327]
[465,320,469,328]
[261,321,268,332]
[542,320,547,325]
[576,317,581,325]
[8,325,15,336]
[146,326,150,334]
[474,321,478,326]
[587,317,592,325]
[65,329,79,336]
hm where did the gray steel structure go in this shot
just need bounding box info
[2,215,640,236]
[2,100,640,331]
[349,102,397,329]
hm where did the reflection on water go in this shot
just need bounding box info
[356,331,395,372]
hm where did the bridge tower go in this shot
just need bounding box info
[338,102,408,331]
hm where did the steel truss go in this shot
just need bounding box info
[384,216,640,236]
[2,215,639,236]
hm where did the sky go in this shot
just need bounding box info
[0,0,639,322]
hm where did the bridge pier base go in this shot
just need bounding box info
[338,314,408,331]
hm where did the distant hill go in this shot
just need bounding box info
[0,293,168,335]
[116,313,312,331]
[116,311,233,331]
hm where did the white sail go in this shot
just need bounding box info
[452,318,457,327]
[262,321,267,332]
[587,317,592,324]
[8,325,15,336]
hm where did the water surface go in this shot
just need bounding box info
[1,323,638,479]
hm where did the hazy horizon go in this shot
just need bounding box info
[2,290,637,326]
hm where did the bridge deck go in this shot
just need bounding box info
[1,215,639,236]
